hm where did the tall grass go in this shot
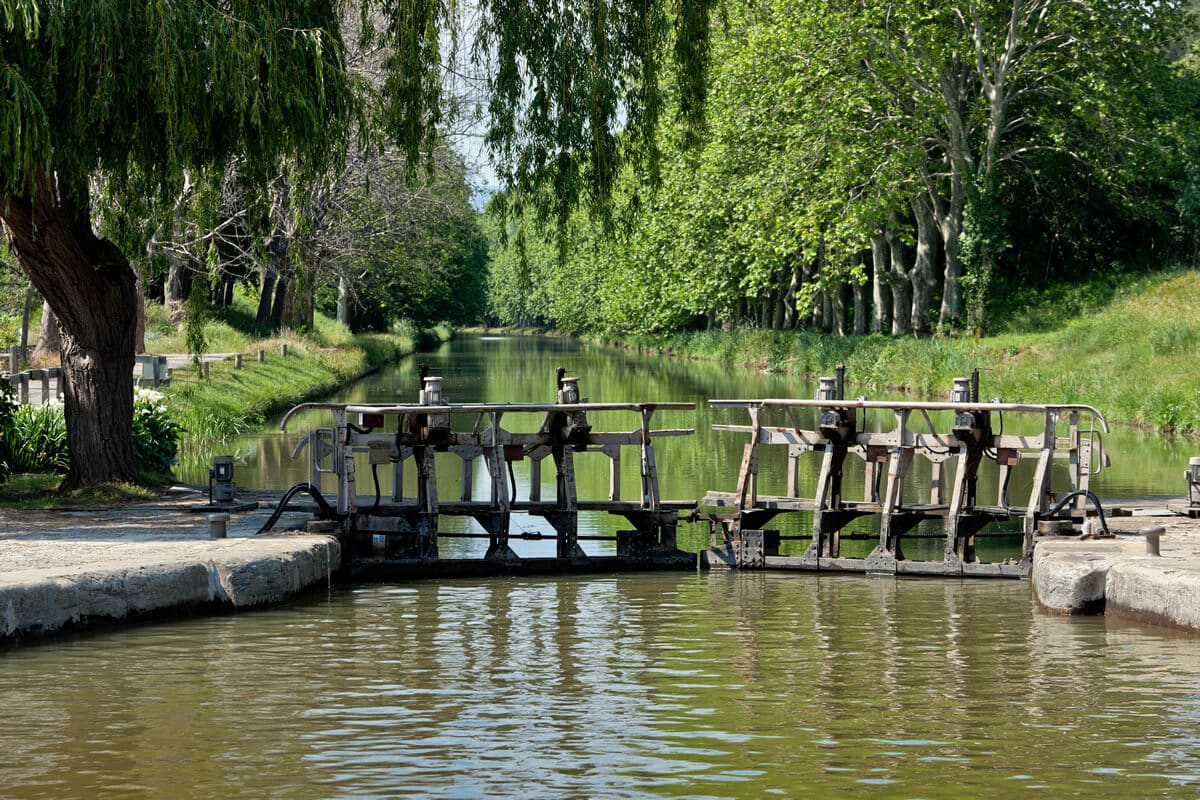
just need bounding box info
[616,270,1200,435]
[7,404,69,474]
[166,337,370,443]
[164,323,451,448]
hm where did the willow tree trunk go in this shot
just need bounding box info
[271,271,294,328]
[2,175,138,486]
[165,258,187,307]
[19,283,34,353]
[256,263,277,327]
[34,301,61,362]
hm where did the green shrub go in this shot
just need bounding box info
[8,403,68,475]
[132,389,181,477]
[0,382,15,482]
[0,390,180,480]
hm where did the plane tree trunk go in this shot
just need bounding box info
[910,196,940,334]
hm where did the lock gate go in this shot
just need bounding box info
[699,382,1109,578]
[279,374,697,578]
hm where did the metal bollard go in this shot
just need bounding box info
[1142,524,1165,557]
[209,513,230,539]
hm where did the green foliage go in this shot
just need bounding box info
[184,269,213,365]
[132,389,180,478]
[0,381,15,482]
[621,269,1200,435]
[6,402,68,475]
[0,390,180,479]
[312,150,488,332]
[477,0,713,226]
[959,179,1008,331]
[486,0,1200,338]
[162,323,446,447]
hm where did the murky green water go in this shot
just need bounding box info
[6,335,1200,798]
[186,335,1193,559]
[5,575,1200,797]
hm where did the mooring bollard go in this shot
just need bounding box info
[257,349,265,363]
[209,513,230,539]
[1142,524,1165,557]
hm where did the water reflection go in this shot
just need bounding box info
[4,575,1200,797]
[180,336,1187,565]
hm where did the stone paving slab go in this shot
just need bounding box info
[0,486,340,641]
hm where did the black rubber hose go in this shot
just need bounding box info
[999,464,1014,511]
[344,422,374,445]
[256,482,343,536]
[370,463,382,513]
[1044,489,1110,536]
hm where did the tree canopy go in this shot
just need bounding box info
[487,0,1200,337]
[0,0,713,486]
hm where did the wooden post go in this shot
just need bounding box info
[281,343,288,357]
[605,446,621,501]
[529,456,542,501]
[1023,411,1059,562]
[234,353,243,369]
[27,369,48,405]
[875,409,914,558]
[639,408,661,511]
[201,361,210,379]
[257,349,265,363]
[10,373,28,405]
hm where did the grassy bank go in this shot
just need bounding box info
[605,269,1200,435]
[151,297,450,445]
[0,474,157,508]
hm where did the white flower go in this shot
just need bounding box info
[134,388,165,405]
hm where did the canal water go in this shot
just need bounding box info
[5,335,1200,798]
[185,335,1193,561]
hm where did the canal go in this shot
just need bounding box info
[4,335,1200,797]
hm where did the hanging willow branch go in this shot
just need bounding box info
[472,0,714,227]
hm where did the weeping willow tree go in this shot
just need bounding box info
[0,0,712,486]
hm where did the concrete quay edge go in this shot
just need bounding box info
[1033,519,1200,632]
[0,535,341,641]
